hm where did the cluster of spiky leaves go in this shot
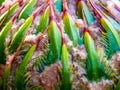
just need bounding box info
[0,0,120,90]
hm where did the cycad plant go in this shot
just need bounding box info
[0,0,120,90]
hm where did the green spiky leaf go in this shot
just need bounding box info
[37,7,50,33]
[14,45,36,90]
[84,32,110,81]
[100,17,120,59]
[2,65,10,90]
[84,31,99,81]
[0,21,12,64]
[77,1,94,26]
[19,0,37,19]
[63,12,82,46]
[48,20,62,61]
[96,47,112,79]
[61,44,71,90]
[84,31,109,81]
[102,12,120,31]
[9,16,33,53]
[0,3,18,26]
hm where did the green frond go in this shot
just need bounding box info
[0,3,18,27]
[77,0,95,26]
[100,18,120,59]
[9,16,33,53]
[84,31,110,81]
[96,47,117,80]
[0,21,12,64]
[19,0,37,19]
[63,12,82,46]
[48,20,62,60]
[14,45,36,90]
[102,12,120,31]
[61,44,71,90]
[1,0,120,89]
[84,31,99,81]
[0,2,18,22]
[37,7,50,33]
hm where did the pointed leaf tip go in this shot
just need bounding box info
[9,16,33,53]
[37,6,50,33]
[61,44,71,90]
[48,20,62,61]
[14,44,36,90]
[0,21,12,64]
[77,0,95,26]
[19,0,37,19]
[0,3,18,27]
[63,12,81,46]
[100,17,120,59]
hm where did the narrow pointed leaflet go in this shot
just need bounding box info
[89,0,120,59]
[61,44,71,90]
[19,0,37,19]
[77,0,95,26]
[14,45,36,90]
[0,21,12,64]
[37,6,50,33]
[48,20,62,61]
[63,0,82,46]
[9,16,33,53]
[0,3,18,27]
